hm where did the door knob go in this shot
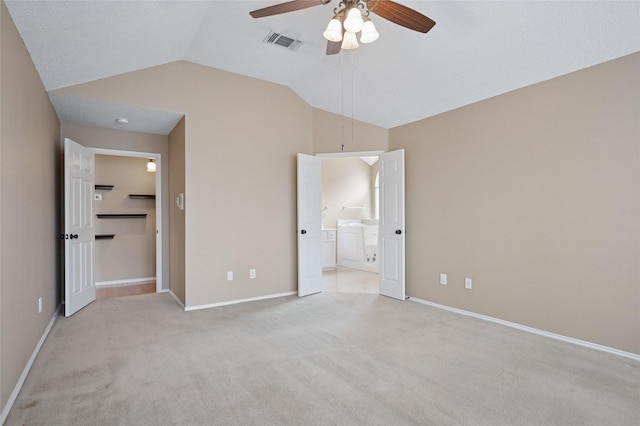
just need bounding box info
[71,234,79,239]
[395,230,402,235]
[300,229,307,235]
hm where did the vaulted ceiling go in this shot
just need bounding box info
[6,1,640,134]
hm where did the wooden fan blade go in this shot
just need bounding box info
[250,0,327,19]
[366,0,435,33]
[326,41,341,55]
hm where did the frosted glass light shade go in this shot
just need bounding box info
[323,18,343,42]
[343,8,363,33]
[360,20,379,43]
[146,159,156,172]
[341,30,359,50]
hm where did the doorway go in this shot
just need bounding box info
[297,150,405,300]
[320,155,380,293]
[64,138,165,316]
[92,148,163,295]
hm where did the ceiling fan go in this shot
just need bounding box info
[249,0,436,55]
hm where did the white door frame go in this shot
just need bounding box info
[316,151,385,160]
[91,148,164,292]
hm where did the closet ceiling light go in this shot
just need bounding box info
[146,158,156,173]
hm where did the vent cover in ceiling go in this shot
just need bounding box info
[263,31,302,51]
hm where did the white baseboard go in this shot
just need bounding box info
[408,296,640,362]
[1,305,59,424]
[185,291,297,312]
[95,277,156,287]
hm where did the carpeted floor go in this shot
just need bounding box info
[6,292,640,425]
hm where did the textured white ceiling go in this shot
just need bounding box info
[6,1,640,133]
[49,92,184,135]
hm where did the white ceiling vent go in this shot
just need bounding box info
[263,31,302,51]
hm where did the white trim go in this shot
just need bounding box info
[185,292,297,312]
[316,150,384,159]
[1,306,59,424]
[408,296,640,362]
[168,290,185,309]
[91,148,163,293]
[95,277,156,288]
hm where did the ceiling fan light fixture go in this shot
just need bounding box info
[249,0,436,56]
[360,20,379,44]
[323,18,343,42]
[343,7,364,33]
[341,30,359,50]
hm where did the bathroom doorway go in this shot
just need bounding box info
[320,154,381,293]
[297,149,405,300]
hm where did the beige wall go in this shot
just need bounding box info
[321,158,374,229]
[313,108,388,153]
[94,155,156,283]
[168,117,185,304]
[61,123,170,290]
[0,0,60,413]
[57,62,314,307]
[390,52,640,354]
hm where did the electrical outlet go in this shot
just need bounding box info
[465,278,472,289]
[249,269,256,279]
[38,297,43,313]
[440,273,447,285]
[227,271,233,281]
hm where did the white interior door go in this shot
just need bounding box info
[379,149,406,300]
[297,153,323,297]
[64,138,96,316]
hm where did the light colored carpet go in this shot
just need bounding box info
[6,292,640,425]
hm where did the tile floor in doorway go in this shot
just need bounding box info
[323,266,379,293]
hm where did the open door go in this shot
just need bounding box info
[64,138,96,316]
[297,153,323,297]
[379,149,405,300]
